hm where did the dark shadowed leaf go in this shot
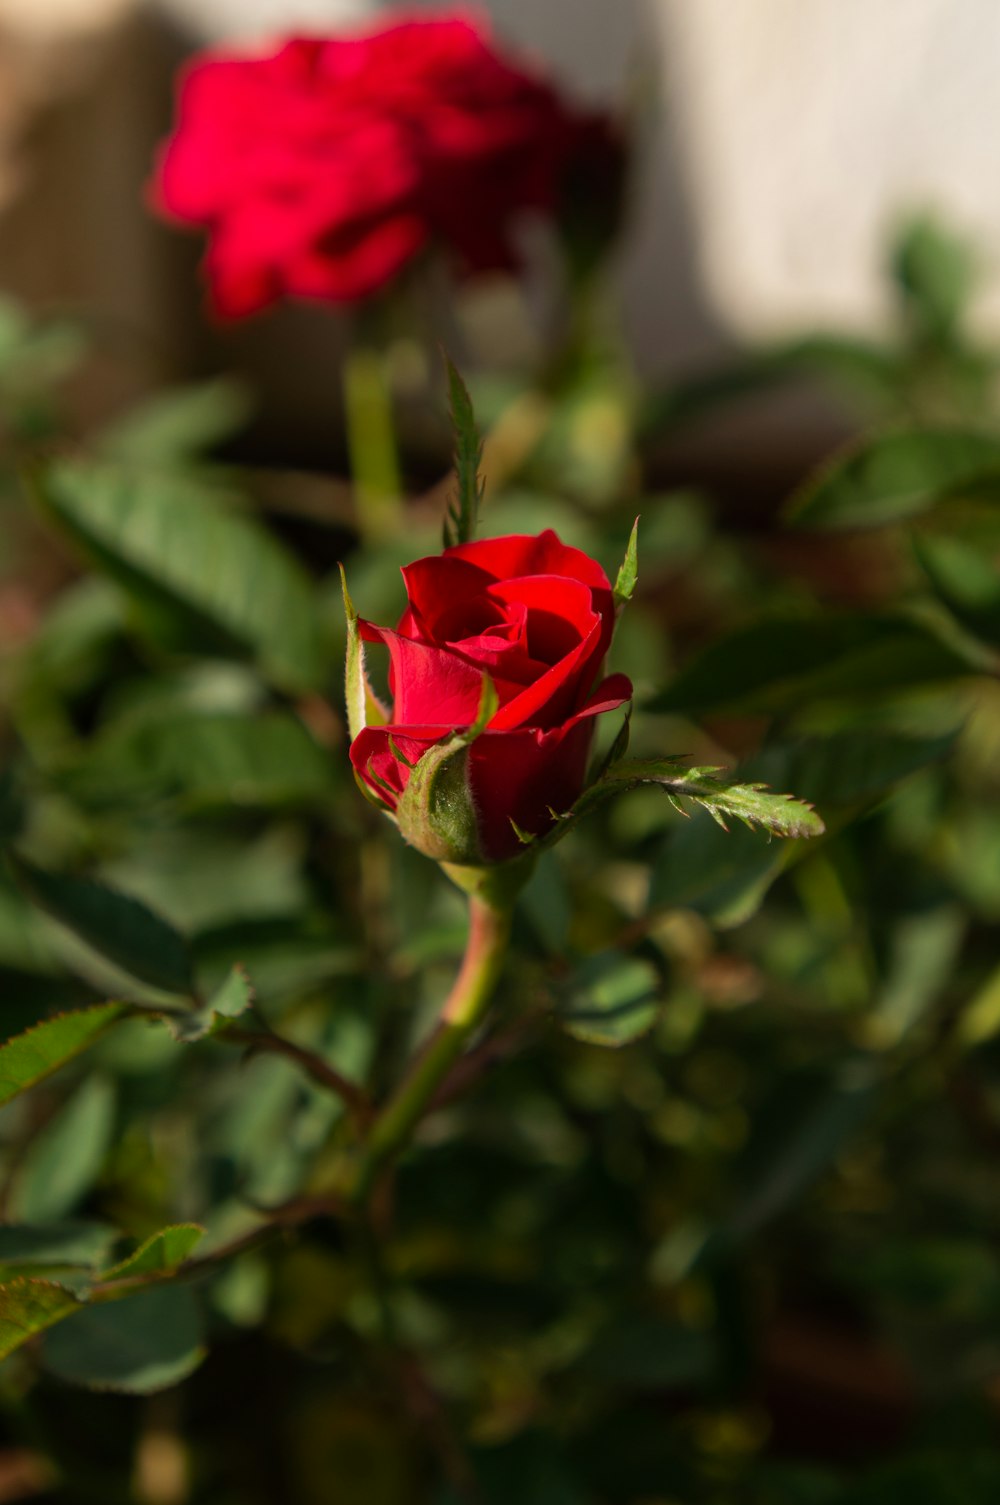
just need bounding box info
[42,1284,205,1392]
[647,613,976,717]
[0,1223,116,1274]
[912,532,1000,647]
[11,855,193,995]
[788,428,1000,529]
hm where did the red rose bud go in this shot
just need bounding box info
[346,531,632,866]
[152,11,615,318]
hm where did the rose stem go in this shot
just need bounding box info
[349,895,513,1205]
[342,341,404,542]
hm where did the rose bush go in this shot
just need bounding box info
[349,530,632,862]
[153,10,606,317]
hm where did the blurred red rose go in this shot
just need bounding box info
[350,530,632,862]
[152,11,608,317]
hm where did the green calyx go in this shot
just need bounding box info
[394,677,497,867]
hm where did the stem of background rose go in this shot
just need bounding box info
[342,341,403,542]
[347,895,513,1206]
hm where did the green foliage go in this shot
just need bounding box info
[892,214,977,345]
[559,950,661,1046]
[4,215,1000,1502]
[10,854,194,995]
[788,427,1000,529]
[647,611,979,716]
[165,963,254,1042]
[612,517,639,607]
[340,562,389,742]
[101,1224,204,1281]
[36,459,328,691]
[0,1004,128,1107]
[569,756,824,840]
[0,1279,82,1360]
[443,354,484,549]
[96,378,253,463]
[41,1285,205,1392]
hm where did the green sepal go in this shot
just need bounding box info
[613,518,639,609]
[339,564,389,743]
[394,676,497,865]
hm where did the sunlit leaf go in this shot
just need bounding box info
[101,1224,204,1283]
[0,1004,128,1108]
[36,459,327,691]
[0,1278,82,1360]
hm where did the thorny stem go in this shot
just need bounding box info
[348,895,513,1206]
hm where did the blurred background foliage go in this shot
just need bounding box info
[0,213,999,1505]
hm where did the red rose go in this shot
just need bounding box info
[349,530,632,863]
[152,11,601,317]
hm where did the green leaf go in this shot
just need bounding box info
[339,564,389,743]
[892,214,976,344]
[746,727,959,808]
[41,1284,205,1392]
[11,855,193,995]
[70,708,336,814]
[442,354,484,549]
[574,759,824,839]
[709,1062,877,1255]
[165,963,254,1043]
[0,1278,82,1360]
[612,518,639,609]
[913,532,1000,646]
[36,459,327,691]
[787,428,1000,530]
[11,1075,116,1224]
[581,1314,715,1389]
[101,1224,204,1282]
[0,1223,116,1274]
[864,906,965,1048]
[560,951,661,1047]
[0,1003,128,1108]
[647,730,952,927]
[647,613,977,717]
[640,334,904,437]
[957,961,1000,1049]
[0,767,24,846]
[96,379,253,463]
[650,819,791,928]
